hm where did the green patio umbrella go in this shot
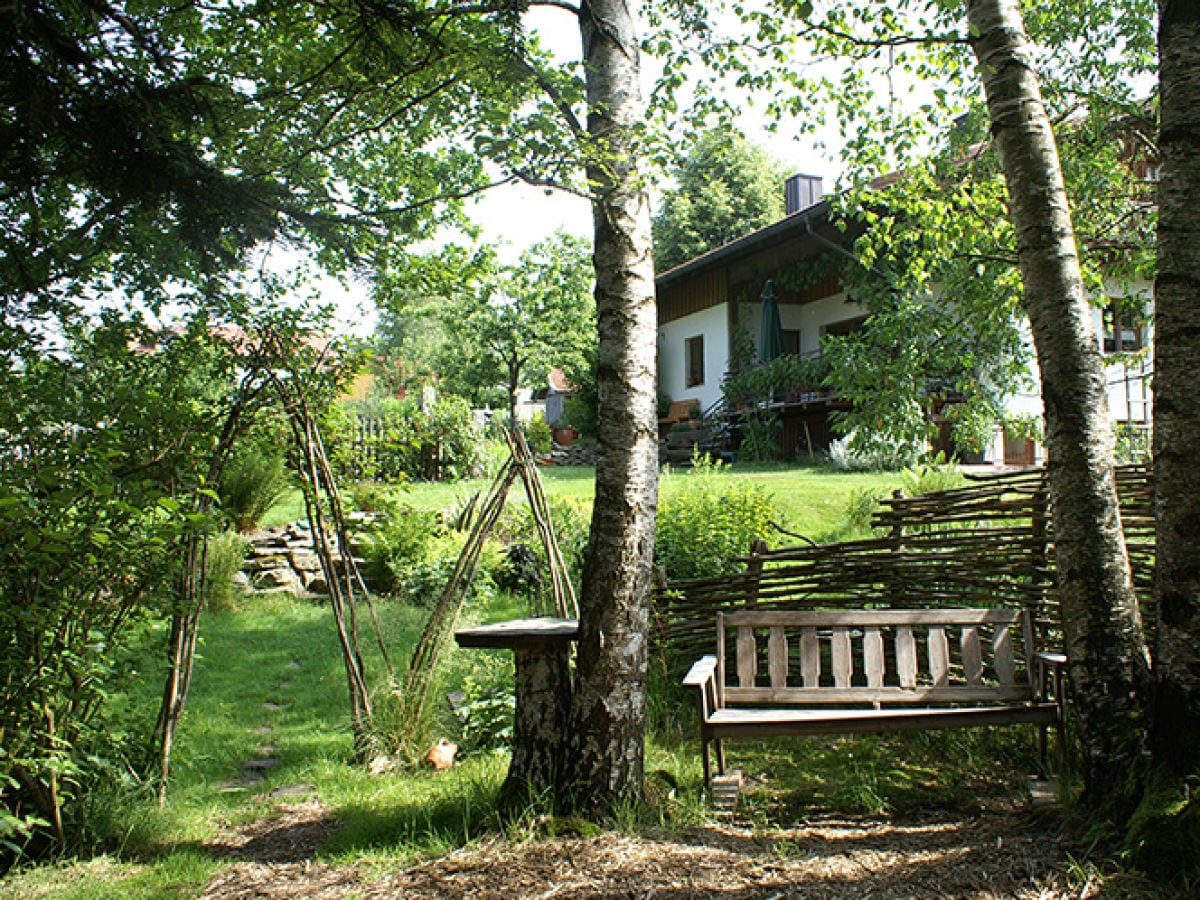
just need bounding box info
[758,279,784,363]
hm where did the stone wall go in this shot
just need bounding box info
[237,517,376,598]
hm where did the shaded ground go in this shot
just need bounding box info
[199,798,1099,899]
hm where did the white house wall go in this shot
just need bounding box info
[657,271,1152,466]
[738,292,865,357]
[658,303,729,413]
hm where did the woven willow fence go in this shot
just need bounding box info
[652,465,1155,664]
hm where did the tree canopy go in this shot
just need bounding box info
[651,128,790,272]
[415,233,596,422]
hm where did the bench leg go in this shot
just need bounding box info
[700,736,712,788]
[715,738,726,776]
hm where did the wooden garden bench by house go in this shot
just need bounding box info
[683,607,1065,788]
[659,399,700,429]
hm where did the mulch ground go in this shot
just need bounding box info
[199,797,1100,899]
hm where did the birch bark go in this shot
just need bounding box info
[564,0,659,812]
[1151,0,1200,776]
[965,0,1150,809]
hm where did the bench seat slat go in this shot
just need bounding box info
[864,626,885,688]
[929,627,949,686]
[737,626,756,687]
[962,626,983,685]
[800,627,820,687]
[768,627,787,688]
[994,625,1015,686]
[704,703,1060,738]
[896,625,917,688]
[724,684,1034,704]
[832,627,852,687]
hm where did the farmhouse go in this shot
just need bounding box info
[655,174,1152,465]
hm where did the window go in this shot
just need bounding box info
[782,329,801,356]
[821,315,868,338]
[1103,300,1145,354]
[685,336,705,387]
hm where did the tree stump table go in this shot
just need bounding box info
[454,616,578,810]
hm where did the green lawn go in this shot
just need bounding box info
[4,461,995,899]
[265,460,916,544]
[3,586,1043,899]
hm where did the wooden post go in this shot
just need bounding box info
[746,539,769,608]
[454,617,578,813]
[504,644,573,807]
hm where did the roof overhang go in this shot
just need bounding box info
[654,199,834,290]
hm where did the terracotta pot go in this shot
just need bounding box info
[553,427,578,446]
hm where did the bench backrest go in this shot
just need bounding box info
[716,608,1038,707]
[660,399,700,424]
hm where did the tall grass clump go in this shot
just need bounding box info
[901,456,966,496]
[219,443,291,533]
[656,453,776,580]
[202,531,249,611]
[844,487,888,536]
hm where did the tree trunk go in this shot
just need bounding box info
[1151,0,1200,776]
[564,0,659,814]
[965,0,1150,812]
[500,644,573,812]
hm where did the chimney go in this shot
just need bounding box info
[785,173,824,215]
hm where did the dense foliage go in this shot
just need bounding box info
[334,396,481,483]
[652,128,790,272]
[655,456,776,579]
[0,317,244,856]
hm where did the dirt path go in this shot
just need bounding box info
[200,799,1095,899]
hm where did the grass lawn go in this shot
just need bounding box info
[2,587,1048,899]
[6,461,1014,899]
[264,460,928,544]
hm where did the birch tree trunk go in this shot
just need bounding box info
[1151,0,1200,776]
[965,0,1150,811]
[564,0,659,813]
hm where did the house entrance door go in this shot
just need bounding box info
[1003,431,1036,466]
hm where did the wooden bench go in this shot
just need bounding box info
[659,399,700,429]
[683,607,1065,787]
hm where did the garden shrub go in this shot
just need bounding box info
[656,454,776,579]
[350,481,404,516]
[560,391,597,438]
[402,532,499,609]
[455,662,515,756]
[362,509,500,606]
[500,496,591,601]
[523,412,552,455]
[901,456,965,496]
[360,506,441,595]
[737,411,782,462]
[827,431,923,471]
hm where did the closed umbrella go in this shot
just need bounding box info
[758,280,784,363]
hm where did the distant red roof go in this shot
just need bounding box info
[549,367,572,393]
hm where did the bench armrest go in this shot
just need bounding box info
[683,654,717,687]
[682,654,721,720]
[1035,650,1067,707]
